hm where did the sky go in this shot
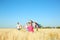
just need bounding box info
[0,0,60,28]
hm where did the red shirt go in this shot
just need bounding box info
[27,25,34,32]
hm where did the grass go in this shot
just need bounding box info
[0,28,60,40]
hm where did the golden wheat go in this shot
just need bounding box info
[0,28,60,40]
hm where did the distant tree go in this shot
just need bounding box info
[43,26,52,28]
[56,26,60,28]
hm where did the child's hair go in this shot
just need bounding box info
[17,22,19,24]
[27,22,32,26]
[28,22,31,24]
[30,20,33,23]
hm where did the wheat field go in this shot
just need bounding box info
[0,28,60,40]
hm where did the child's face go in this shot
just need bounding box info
[28,23,32,26]
[27,23,30,26]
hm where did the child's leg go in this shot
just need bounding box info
[17,28,20,30]
[36,28,38,31]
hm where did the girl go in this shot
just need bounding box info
[27,22,34,32]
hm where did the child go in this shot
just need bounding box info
[27,22,34,32]
[16,22,22,30]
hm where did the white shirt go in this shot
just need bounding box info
[32,23,38,28]
[16,24,21,29]
[32,23,36,28]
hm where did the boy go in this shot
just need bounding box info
[16,22,22,30]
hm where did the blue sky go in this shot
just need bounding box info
[0,0,60,28]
